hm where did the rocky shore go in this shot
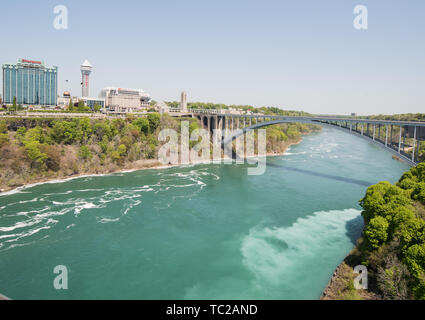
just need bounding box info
[0,140,300,195]
[321,240,381,300]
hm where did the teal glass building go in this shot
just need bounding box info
[2,59,58,106]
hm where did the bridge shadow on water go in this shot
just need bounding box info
[265,162,373,187]
[263,162,367,244]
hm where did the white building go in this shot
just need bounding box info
[99,87,151,112]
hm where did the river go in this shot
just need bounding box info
[0,127,410,299]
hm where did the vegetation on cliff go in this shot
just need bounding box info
[0,115,320,192]
[324,163,425,300]
[0,114,169,191]
[358,163,425,299]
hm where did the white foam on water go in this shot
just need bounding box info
[240,208,363,297]
[184,208,363,299]
[0,219,42,232]
[74,202,99,215]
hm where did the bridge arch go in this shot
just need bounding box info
[220,119,418,166]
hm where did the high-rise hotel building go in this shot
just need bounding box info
[2,58,58,106]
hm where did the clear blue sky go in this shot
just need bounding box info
[1,0,424,115]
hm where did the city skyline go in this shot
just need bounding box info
[0,0,424,115]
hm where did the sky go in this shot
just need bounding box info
[0,0,424,115]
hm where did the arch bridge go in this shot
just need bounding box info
[181,111,425,166]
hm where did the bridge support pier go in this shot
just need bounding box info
[412,126,417,162]
[385,126,388,147]
[398,126,402,153]
[403,127,406,153]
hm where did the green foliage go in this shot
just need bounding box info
[147,113,160,132]
[413,279,425,300]
[286,125,301,139]
[93,104,102,112]
[377,260,411,300]
[404,244,425,278]
[78,118,92,143]
[364,216,389,250]
[99,136,109,154]
[267,126,288,141]
[128,143,141,161]
[360,182,411,223]
[25,140,48,167]
[120,136,132,149]
[50,118,93,144]
[360,163,425,299]
[93,121,112,141]
[0,120,7,134]
[132,117,150,135]
[111,118,125,134]
[111,150,120,162]
[16,127,27,141]
[117,144,127,156]
[412,182,425,204]
[51,120,78,144]
[188,118,200,134]
[73,100,91,112]
[78,100,85,109]
[78,145,92,160]
[0,133,9,147]
[24,126,43,143]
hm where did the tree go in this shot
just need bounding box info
[120,136,132,149]
[93,121,112,141]
[147,113,161,132]
[404,244,425,278]
[132,118,150,135]
[78,145,92,160]
[68,99,74,111]
[364,216,390,250]
[118,144,127,156]
[412,182,425,204]
[78,117,92,143]
[25,140,48,167]
[51,120,79,144]
[11,96,17,112]
[111,150,120,162]
[40,144,61,171]
[93,104,102,112]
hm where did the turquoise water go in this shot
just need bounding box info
[0,127,410,299]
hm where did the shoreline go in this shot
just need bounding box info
[0,140,299,196]
[320,238,381,300]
